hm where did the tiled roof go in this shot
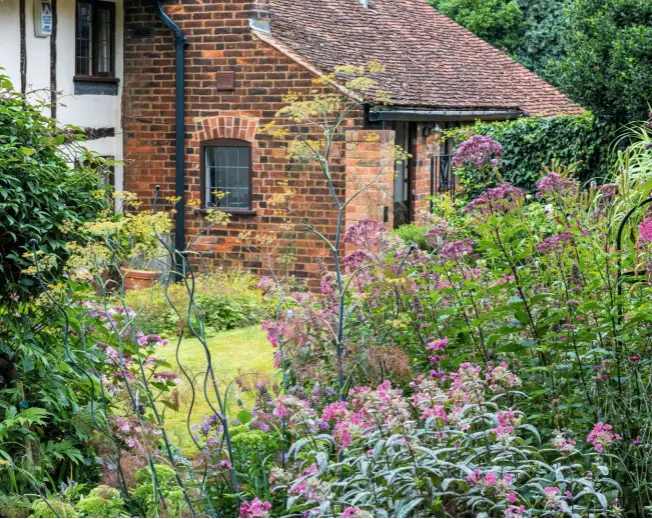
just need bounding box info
[263,0,583,117]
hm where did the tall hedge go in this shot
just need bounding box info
[0,75,108,297]
[447,112,617,191]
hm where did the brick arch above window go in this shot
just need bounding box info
[193,113,260,145]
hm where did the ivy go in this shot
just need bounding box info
[446,113,617,191]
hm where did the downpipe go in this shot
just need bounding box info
[153,0,187,272]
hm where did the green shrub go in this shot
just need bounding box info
[0,74,108,298]
[557,0,652,124]
[30,500,77,519]
[122,270,272,337]
[132,464,187,517]
[75,486,125,518]
[447,113,616,190]
[429,0,524,53]
[392,224,430,251]
[0,494,32,518]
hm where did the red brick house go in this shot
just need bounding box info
[123,0,581,281]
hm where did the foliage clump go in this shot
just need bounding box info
[429,0,525,52]
[75,486,125,518]
[0,74,108,297]
[446,113,614,191]
[122,270,272,337]
[557,0,652,123]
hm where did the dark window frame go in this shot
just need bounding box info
[200,138,254,213]
[75,0,116,80]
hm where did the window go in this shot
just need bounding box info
[75,1,115,78]
[79,156,115,187]
[201,139,252,211]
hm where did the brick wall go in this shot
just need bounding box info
[344,130,395,253]
[123,0,365,284]
[410,122,441,217]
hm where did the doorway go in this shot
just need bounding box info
[393,122,411,228]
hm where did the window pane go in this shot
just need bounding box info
[76,3,92,75]
[97,7,112,74]
[205,146,250,209]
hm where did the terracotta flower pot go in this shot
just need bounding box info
[120,267,162,290]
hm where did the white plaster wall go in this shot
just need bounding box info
[0,0,124,190]
[0,0,22,83]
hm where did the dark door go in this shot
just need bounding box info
[394,122,411,228]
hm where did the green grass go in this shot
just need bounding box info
[160,325,275,452]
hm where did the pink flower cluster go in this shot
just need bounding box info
[272,394,317,433]
[485,362,522,392]
[343,218,387,249]
[426,337,449,365]
[586,422,622,453]
[261,319,288,349]
[440,239,474,261]
[505,505,527,518]
[288,463,331,503]
[598,183,618,202]
[542,487,574,511]
[535,172,578,199]
[465,183,525,215]
[136,332,168,347]
[424,221,449,247]
[536,231,573,255]
[452,135,504,169]
[492,410,519,441]
[639,217,652,243]
[551,430,576,453]
[239,498,272,518]
[109,415,160,450]
[257,276,275,292]
[341,249,374,273]
[468,470,513,490]
[153,371,181,384]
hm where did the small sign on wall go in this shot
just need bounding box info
[34,0,53,38]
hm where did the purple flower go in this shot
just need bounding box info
[535,172,578,198]
[440,239,474,261]
[465,183,525,214]
[537,231,573,255]
[153,371,180,384]
[251,420,271,432]
[452,135,504,169]
[239,498,272,518]
[342,249,374,272]
[343,219,386,249]
[426,337,449,351]
[257,276,275,290]
[598,183,618,202]
[424,222,449,246]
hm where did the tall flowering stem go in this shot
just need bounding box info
[264,63,401,400]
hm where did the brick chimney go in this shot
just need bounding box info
[249,0,271,33]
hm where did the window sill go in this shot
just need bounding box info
[73,75,120,84]
[197,207,257,216]
[73,77,119,96]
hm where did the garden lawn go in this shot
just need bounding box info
[161,325,274,453]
